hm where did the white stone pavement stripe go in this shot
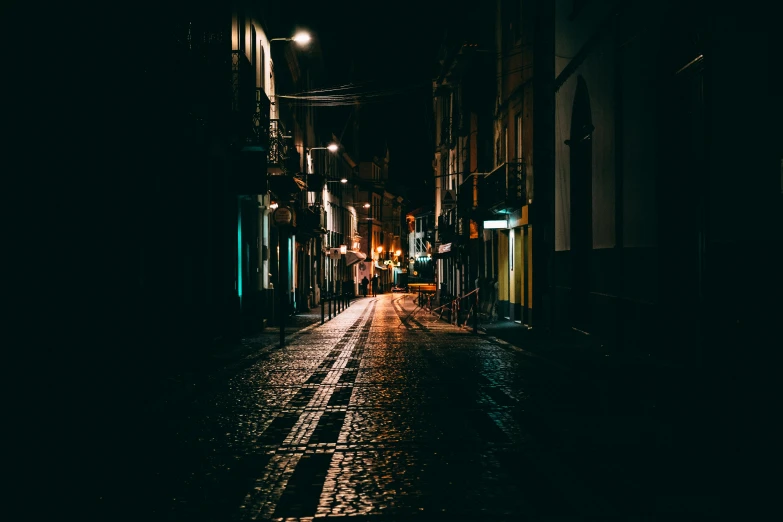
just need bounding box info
[240,300,376,520]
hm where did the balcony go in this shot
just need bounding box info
[229,51,255,147]
[482,162,526,214]
[268,119,289,174]
[296,206,327,239]
[245,88,270,152]
[437,213,458,244]
[457,173,487,216]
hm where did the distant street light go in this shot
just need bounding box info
[308,143,339,153]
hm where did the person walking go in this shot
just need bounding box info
[371,274,379,297]
[360,276,369,298]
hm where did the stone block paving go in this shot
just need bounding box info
[122,293,719,521]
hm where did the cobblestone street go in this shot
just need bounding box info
[96,293,719,520]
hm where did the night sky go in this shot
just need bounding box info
[276,0,458,207]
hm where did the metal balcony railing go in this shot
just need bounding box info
[245,88,270,152]
[268,119,288,173]
[229,51,255,145]
[437,213,458,244]
[296,206,327,238]
[482,161,527,213]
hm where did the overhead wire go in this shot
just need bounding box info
[277,82,431,107]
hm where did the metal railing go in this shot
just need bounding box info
[230,50,255,122]
[404,286,480,333]
[247,88,270,151]
[483,161,527,213]
[268,119,288,172]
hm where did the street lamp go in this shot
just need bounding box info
[308,143,339,153]
[270,31,312,45]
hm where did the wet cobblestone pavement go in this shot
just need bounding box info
[108,294,720,520]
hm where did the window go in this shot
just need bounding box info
[506,0,521,47]
[259,45,265,92]
[237,14,245,51]
[501,125,508,164]
[250,25,256,70]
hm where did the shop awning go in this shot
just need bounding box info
[345,250,366,267]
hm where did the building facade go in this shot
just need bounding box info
[433,0,781,367]
[552,0,782,364]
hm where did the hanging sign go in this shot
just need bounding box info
[273,207,292,226]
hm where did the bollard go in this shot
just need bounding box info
[321,296,325,325]
[329,294,332,319]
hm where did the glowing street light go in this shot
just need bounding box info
[292,31,311,44]
[395,250,401,256]
[377,246,383,253]
[308,143,339,155]
[270,31,312,46]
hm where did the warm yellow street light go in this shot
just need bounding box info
[270,31,312,46]
[308,143,338,153]
[395,250,401,256]
[292,31,311,44]
[377,246,383,253]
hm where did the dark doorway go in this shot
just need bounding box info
[568,76,594,331]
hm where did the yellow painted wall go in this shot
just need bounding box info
[498,231,509,301]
